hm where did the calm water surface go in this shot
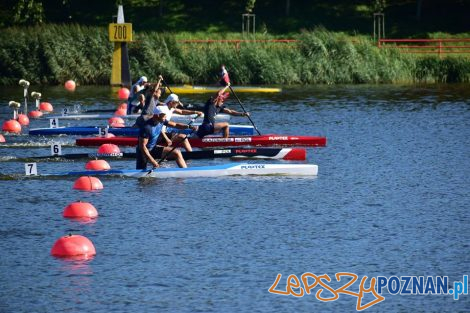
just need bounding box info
[0,84,469,312]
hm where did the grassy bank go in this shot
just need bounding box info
[1,25,469,85]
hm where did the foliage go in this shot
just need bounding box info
[0,25,469,85]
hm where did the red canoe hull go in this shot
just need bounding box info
[76,134,326,148]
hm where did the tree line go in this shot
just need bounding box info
[1,0,469,36]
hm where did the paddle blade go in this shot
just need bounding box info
[219,65,230,86]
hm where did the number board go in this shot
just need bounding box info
[109,23,132,42]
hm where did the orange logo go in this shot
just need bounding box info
[269,272,385,311]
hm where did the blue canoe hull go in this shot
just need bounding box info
[29,125,254,136]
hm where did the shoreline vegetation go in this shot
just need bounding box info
[1,25,469,86]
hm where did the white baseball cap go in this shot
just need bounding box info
[140,76,148,83]
[164,94,180,105]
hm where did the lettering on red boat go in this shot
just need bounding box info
[235,149,257,153]
[268,136,288,140]
[203,138,233,143]
[235,138,252,142]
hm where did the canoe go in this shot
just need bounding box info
[30,148,306,161]
[166,85,281,94]
[76,134,327,148]
[47,163,317,178]
[29,125,254,136]
[43,113,231,123]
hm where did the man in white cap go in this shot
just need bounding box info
[154,93,202,152]
[127,76,149,114]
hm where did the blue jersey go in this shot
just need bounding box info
[138,119,169,150]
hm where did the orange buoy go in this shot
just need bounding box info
[51,234,96,258]
[63,201,98,219]
[118,87,130,100]
[118,103,127,110]
[97,143,121,156]
[64,80,76,92]
[17,113,30,126]
[39,102,53,112]
[108,117,125,127]
[0,134,5,142]
[28,110,43,118]
[114,108,127,116]
[2,120,21,133]
[85,159,111,171]
[73,176,104,191]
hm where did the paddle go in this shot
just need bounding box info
[220,66,261,135]
[228,85,261,136]
[161,78,174,95]
[147,118,198,175]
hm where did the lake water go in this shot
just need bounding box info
[0,84,469,312]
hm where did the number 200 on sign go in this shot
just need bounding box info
[108,23,132,42]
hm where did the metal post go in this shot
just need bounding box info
[242,14,256,35]
[373,13,385,43]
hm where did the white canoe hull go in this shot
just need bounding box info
[54,163,318,178]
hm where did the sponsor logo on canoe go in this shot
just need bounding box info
[203,138,234,142]
[268,136,288,140]
[235,149,257,153]
[241,165,265,169]
[214,149,231,154]
[235,138,252,142]
[269,273,468,311]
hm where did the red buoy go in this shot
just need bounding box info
[64,80,76,92]
[118,87,130,100]
[28,110,43,118]
[104,133,116,138]
[118,103,127,110]
[51,234,96,258]
[85,159,111,171]
[39,102,54,112]
[108,117,125,127]
[2,120,21,133]
[0,134,5,142]
[97,143,121,156]
[73,176,104,191]
[114,108,127,116]
[63,201,98,219]
[17,113,30,126]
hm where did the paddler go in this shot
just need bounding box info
[127,76,149,114]
[195,83,250,138]
[154,93,203,152]
[133,75,164,127]
[136,112,197,169]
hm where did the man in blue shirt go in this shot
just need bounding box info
[136,112,197,169]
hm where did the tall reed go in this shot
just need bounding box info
[0,25,469,85]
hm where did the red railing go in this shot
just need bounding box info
[378,38,470,57]
[177,39,298,50]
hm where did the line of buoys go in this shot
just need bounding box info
[2,120,22,133]
[108,116,125,127]
[114,108,127,116]
[51,234,96,259]
[97,143,121,155]
[17,113,30,126]
[28,110,43,118]
[118,87,130,100]
[64,80,76,92]
[39,102,53,112]
[63,201,98,219]
[73,176,104,191]
[85,159,111,171]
